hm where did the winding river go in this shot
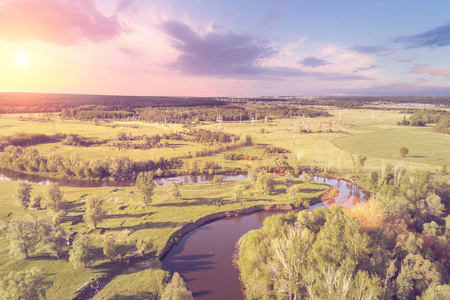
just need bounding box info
[0,169,370,299]
[161,176,370,300]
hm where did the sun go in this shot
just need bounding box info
[14,52,29,68]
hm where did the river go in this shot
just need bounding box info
[0,168,369,299]
[0,168,247,187]
[161,176,370,300]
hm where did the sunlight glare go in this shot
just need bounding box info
[14,52,29,68]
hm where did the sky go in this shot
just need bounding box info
[1,0,450,97]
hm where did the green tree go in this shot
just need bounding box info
[15,182,32,208]
[396,254,441,300]
[418,284,450,300]
[6,218,40,259]
[83,196,106,229]
[275,155,291,170]
[136,171,155,206]
[116,131,127,141]
[301,172,312,183]
[0,268,52,300]
[170,182,181,200]
[284,171,292,188]
[103,235,116,262]
[419,194,445,218]
[287,184,301,199]
[43,183,64,212]
[29,195,43,210]
[69,234,95,269]
[41,220,66,259]
[232,186,244,206]
[161,272,194,300]
[423,221,440,237]
[399,147,409,157]
[256,171,274,195]
[213,174,224,186]
[137,237,155,255]
[351,153,367,175]
[248,165,262,184]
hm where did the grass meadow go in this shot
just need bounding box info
[0,177,327,299]
[0,106,449,298]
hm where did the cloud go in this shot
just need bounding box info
[0,0,125,45]
[350,45,396,56]
[411,64,450,76]
[333,83,450,96]
[161,21,370,81]
[298,57,331,68]
[161,21,278,76]
[116,0,137,13]
[352,65,379,73]
[394,23,450,48]
[398,58,415,63]
[118,47,143,58]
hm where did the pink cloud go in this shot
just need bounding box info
[0,0,125,45]
[118,47,143,58]
[412,64,450,76]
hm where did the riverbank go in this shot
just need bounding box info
[0,169,366,299]
[160,176,371,300]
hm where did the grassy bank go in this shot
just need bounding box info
[0,176,327,299]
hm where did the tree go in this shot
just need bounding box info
[6,218,40,259]
[256,171,275,195]
[213,174,223,186]
[287,185,301,199]
[43,183,64,212]
[399,147,409,158]
[103,235,116,262]
[41,219,66,259]
[0,268,52,300]
[116,131,127,141]
[357,154,367,174]
[136,172,155,206]
[161,272,194,300]
[170,182,181,200]
[29,195,43,210]
[396,254,441,300]
[84,196,106,229]
[302,172,312,183]
[137,237,155,255]
[15,182,32,208]
[232,186,244,206]
[69,234,95,269]
[284,171,292,188]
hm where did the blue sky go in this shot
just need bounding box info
[1,0,449,96]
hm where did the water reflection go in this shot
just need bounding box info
[0,168,247,188]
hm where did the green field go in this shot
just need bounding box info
[333,124,450,167]
[1,105,449,299]
[0,177,327,299]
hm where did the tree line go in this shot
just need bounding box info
[0,132,65,151]
[0,93,226,114]
[0,145,182,181]
[238,167,450,299]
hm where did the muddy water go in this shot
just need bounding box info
[162,176,370,300]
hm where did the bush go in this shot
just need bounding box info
[399,147,409,157]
